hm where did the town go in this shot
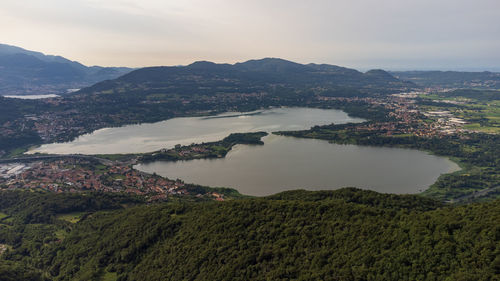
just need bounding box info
[315,90,473,138]
[0,157,226,201]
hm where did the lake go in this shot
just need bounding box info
[3,94,59,99]
[30,107,364,154]
[135,134,459,196]
[30,107,459,195]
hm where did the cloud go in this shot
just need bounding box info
[0,0,499,69]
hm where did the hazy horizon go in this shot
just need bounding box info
[1,0,499,71]
[3,42,500,72]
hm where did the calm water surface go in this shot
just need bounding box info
[30,107,363,154]
[4,94,59,99]
[30,107,459,195]
[135,134,459,196]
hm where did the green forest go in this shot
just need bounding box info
[139,132,268,162]
[0,189,499,281]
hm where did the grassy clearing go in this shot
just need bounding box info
[56,211,86,223]
[0,212,13,228]
[95,154,139,162]
[0,212,8,220]
[94,164,109,175]
[464,123,500,133]
[54,229,68,240]
[5,147,29,158]
[101,271,118,281]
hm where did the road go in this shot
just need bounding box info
[0,154,116,166]
[449,185,500,203]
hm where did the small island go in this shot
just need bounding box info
[139,132,268,162]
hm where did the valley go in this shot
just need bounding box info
[2,1,500,280]
[0,56,498,281]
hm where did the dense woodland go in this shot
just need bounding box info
[0,189,499,280]
[0,192,145,281]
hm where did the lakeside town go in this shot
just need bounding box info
[316,89,472,138]
[0,158,226,201]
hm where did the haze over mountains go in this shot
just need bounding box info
[0,44,132,95]
[2,43,499,97]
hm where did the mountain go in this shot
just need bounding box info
[390,70,500,89]
[0,44,133,95]
[78,58,416,98]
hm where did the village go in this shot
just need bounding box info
[316,90,471,138]
[0,158,225,201]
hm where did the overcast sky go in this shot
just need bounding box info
[1,0,499,70]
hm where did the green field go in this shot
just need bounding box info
[95,153,140,162]
[420,91,500,133]
[464,123,500,134]
[6,147,29,158]
[0,212,8,220]
[53,229,68,241]
[56,211,86,223]
[101,271,118,281]
[0,212,12,227]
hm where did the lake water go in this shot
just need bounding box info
[30,107,364,154]
[30,107,459,195]
[3,94,59,99]
[136,134,459,196]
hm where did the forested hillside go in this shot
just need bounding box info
[0,43,132,95]
[78,58,415,98]
[0,189,498,281]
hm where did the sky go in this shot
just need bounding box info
[1,0,499,70]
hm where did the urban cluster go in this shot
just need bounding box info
[0,158,225,201]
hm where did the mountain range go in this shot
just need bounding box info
[3,43,498,98]
[0,44,132,95]
[78,58,416,98]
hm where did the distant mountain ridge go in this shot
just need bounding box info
[0,43,133,95]
[79,57,416,98]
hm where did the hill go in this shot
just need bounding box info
[78,58,416,98]
[0,58,415,156]
[0,44,132,95]
[0,189,498,280]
